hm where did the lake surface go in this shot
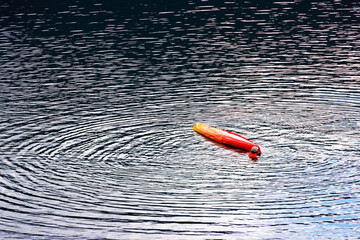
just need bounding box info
[1,1,359,239]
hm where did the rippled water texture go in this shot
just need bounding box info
[1,1,360,239]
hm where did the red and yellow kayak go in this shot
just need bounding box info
[192,123,261,155]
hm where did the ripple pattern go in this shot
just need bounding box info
[1,0,360,239]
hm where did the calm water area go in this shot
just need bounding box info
[0,0,359,239]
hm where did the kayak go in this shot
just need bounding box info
[192,123,261,155]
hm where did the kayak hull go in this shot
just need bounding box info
[192,123,261,155]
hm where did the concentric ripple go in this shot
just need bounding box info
[1,0,360,239]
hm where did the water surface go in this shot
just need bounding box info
[0,1,359,239]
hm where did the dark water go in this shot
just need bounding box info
[1,0,360,239]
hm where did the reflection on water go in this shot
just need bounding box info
[1,0,359,239]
